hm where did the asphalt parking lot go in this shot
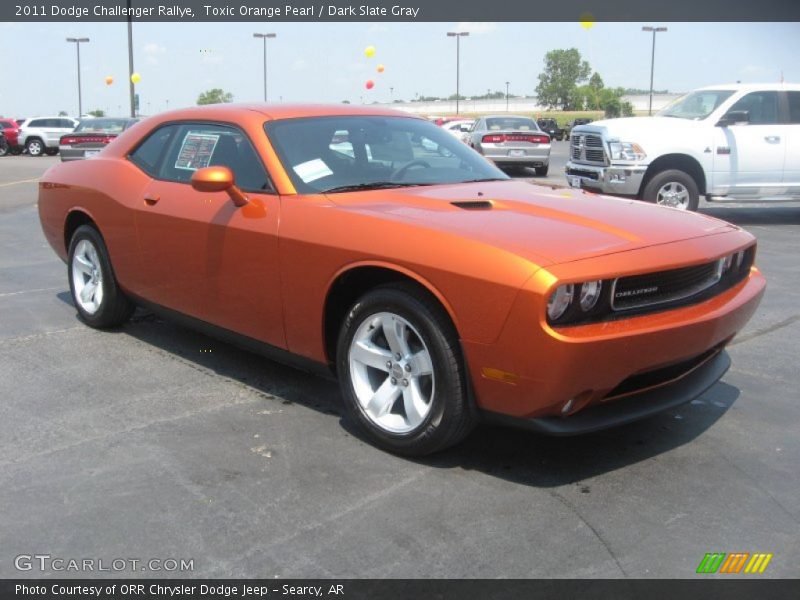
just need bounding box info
[1,153,798,579]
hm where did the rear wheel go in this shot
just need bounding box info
[25,138,44,157]
[642,169,699,211]
[68,225,135,328]
[337,284,475,456]
[535,164,549,176]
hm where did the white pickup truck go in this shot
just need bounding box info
[565,83,800,210]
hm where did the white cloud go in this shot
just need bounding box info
[454,22,498,35]
[291,58,308,71]
[367,24,390,33]
[143,42,166,65]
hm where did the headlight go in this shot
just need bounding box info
[608,142,646,161]
[579,280,603,312]
[547,284,574,321]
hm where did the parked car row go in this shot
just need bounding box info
[0,116,138,159]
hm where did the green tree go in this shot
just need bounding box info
[58,110,68,116]
[597,88,635,118]
[197,88,233,105]
[535,48,591,110]
[88,109,105,117]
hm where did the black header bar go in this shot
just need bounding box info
[4,0,800,22]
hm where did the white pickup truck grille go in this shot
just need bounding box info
[570,133,606,165]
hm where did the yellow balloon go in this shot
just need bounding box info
[364,45,376,58]
[376,64,385,73]
[131,72,142,84]
[579,12,595,30]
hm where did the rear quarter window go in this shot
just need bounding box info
[129,125,177,177]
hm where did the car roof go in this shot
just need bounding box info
[694,82,800,92]
[148,103,422,122]
[483,115,536,120]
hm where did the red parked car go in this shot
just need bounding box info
[0,118,22,155]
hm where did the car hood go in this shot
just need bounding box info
[574,116,705,139]
[326,180,736,267]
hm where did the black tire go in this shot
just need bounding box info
[0,138,9,157]
[641,168,700,211]
[336,283,475,456]
[67,224,135,328]
[535,164,549,176]
[45,148,59,156]
[25,137,45,157]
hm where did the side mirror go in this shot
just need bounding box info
[716,110,749,127]
[190,166,248,207]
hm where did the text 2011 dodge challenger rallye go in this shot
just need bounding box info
[38,104,765,455]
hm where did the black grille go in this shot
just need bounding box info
[612,248,754,312]
[565,168,599,180]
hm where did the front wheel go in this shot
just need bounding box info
[641,169,699,211]
[336,284,475,456]
[68,225,135,328]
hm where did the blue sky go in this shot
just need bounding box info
[1,21,798,117]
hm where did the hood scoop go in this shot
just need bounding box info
[451,200,493,210]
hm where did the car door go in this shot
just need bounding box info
[132,121,285,348]
[712,91,785,197]
[42,118,65,146]
[783,91,800,195]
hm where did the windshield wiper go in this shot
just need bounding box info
[463,177,509,183]
[324,182,433,193]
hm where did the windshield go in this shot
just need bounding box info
[75,118,136,133]
[485,117,539,131]
[265,115,508,194]
[657,90,735,120]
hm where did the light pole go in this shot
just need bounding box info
[642,26,667,116]
[505,81,510,111]
[66,37,89,117]
[126,0,135,117]
[253,33,277,102]
[446,31,469,115]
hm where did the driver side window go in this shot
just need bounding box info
[728,92,780,125]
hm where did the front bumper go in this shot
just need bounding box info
[483,347,730,435]
[565,161,647,196]
[462,231,765,423]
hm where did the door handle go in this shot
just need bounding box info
[143,193,160,205]
[764,136,781,143]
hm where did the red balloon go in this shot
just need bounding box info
[365,80,375,90]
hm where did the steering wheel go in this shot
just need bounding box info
[391,159,431,182]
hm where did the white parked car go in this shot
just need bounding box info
[565,83,800,210]
[441,119,474,139]
[18,116,79,156]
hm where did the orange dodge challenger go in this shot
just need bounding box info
[38,104,765,455]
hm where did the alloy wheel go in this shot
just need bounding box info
[348,311,435,434]
[71,239,104,314]
[655,181,690,210]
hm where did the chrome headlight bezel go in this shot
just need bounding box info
[608,141,646,162]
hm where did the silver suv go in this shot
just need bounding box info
[18,117,79,156]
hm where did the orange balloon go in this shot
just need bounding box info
[376,64,385,74]
[105,76,114,85]
[365,80,375,90]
